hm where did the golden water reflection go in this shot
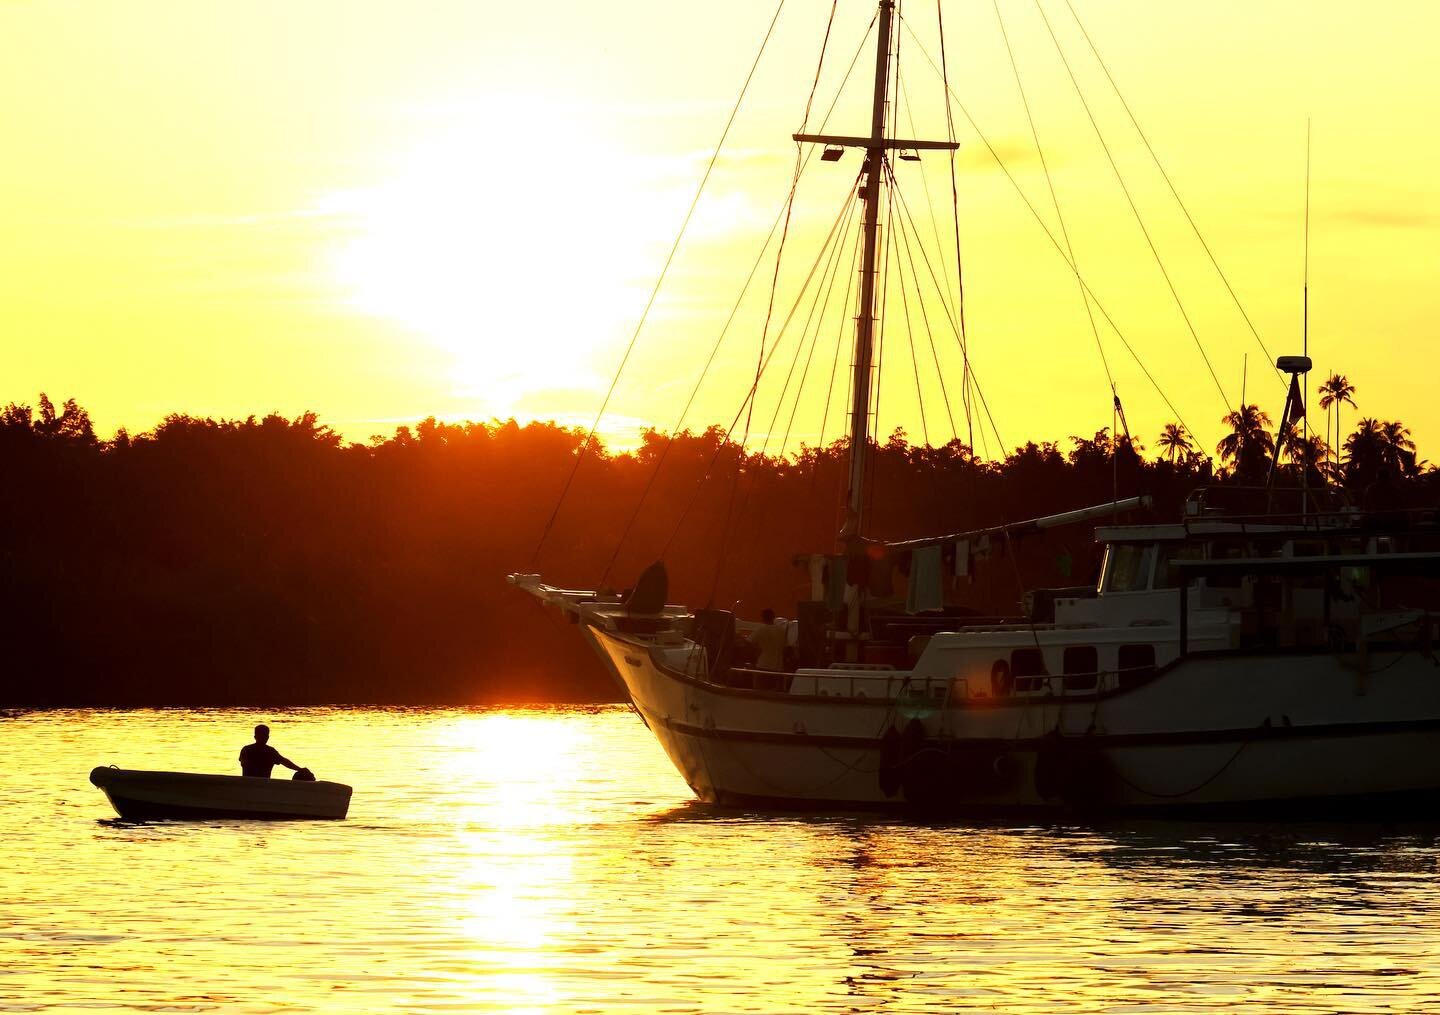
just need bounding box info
[5,706,1440,1012]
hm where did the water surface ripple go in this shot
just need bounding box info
[4,707,1440,1012]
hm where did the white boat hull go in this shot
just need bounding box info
[89,768,352,821]
[591,627,1440,815]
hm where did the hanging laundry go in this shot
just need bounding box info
[867,553,895,597]
[906,545,944,614]
[955,538,971,578]
[806,554,826,600]
[823,555,848,611]
[846,549,871,589]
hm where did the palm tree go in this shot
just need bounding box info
[1380,420,1419,476]
[1317,373,1356,475]
[1283,430,1335,485]
[1216,404,1274,481]
[1343,417,1385,488]
[1155,423,1193,464]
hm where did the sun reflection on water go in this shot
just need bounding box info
[7,707,1440,1013]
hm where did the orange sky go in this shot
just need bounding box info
[1,1,1436,459]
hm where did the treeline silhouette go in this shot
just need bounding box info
[2,391,1432,706]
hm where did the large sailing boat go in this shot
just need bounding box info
[512,1,1440,814]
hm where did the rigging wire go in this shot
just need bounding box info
[777,198,862,459]
[1031,0,1231,409]
[898,17,1194,440]
[896,214,932,447]
[858,7,902,530]
[891,73,977,449]
[598,7,874,582]
[659,178,864,559]
[1060,0,1283,389]
[599,183,797,586]
[743,0,855,465]
[898,167,1054,670]
[808,223,864,547]
[864,159,898,528]
[885,164,1009,456]
[815,224,864,464]
[888,178,958,441]
[898,76,962,322]
[730,184,860,574]
[713,1,846,600]
[721,194,861,591]
[936,0,976,451]
[993,0,1114,398]
[755,185,860,461]
[529,0,788,569]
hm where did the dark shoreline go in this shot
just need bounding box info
[6,398,1429,715]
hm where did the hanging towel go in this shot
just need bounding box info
[823,555,848,611]
[807,554,826,601]
[955,538,971,577]
[906,545,944,614]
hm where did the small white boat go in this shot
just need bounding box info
[89,767,352,821]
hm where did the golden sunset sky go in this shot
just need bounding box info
[2,1,1435,458]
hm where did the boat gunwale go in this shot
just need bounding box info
[599,625,1434,709]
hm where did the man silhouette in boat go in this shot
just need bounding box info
[240,724,305,779]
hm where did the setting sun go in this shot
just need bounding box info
[324,97,682,414]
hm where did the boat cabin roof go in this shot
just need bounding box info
[1094,521,1314,543]
[1171,551,1440,577]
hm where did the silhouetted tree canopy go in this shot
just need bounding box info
[1,394,1433,706]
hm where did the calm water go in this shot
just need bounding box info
[5,707,1440,1013]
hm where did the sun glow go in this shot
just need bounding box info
[326,97,704,417]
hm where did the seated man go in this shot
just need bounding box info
[239,724,303,778]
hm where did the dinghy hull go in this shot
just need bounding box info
[89,767,352,821]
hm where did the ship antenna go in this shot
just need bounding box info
[1303,121,1311,439]
[1302,119,1311,512]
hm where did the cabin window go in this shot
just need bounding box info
[1206,542,1252,589]
[1118,644,1156,689]
[1011,648,1046,677]
[1062,646,1098,691]
[1155,544,1204,589]
[1011,647,1047,693]
[1103,543,1155,593]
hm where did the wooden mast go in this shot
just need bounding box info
[795,3,957,539]
[846,0,895,534]
[793,0,956,640]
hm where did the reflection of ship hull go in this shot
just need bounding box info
[591,627,1440,815]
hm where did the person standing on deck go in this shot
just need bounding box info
[752,608,788,671]
[239,724,303,778]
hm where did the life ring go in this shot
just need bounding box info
[990,658,1014,698]
[990,751,1019,787]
